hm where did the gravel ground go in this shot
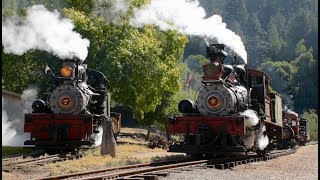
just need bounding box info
[162,144,318,180]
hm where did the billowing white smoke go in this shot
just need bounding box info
[91,127,103,147]
[242,130,256,149]
[240,109,259,128]
[94,0,129,21]
[240,109,269,150]
[2,110,29,146]
[2,88,37,147]
[2,5,90,61]
[129,0,247,63]
[255,124,269,150]
[284,107,298,117]
[21,88,38,113]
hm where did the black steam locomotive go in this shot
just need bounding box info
[168,44,308,157]
[24,59,121,151]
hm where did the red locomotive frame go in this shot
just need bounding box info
[168,116,245,135]
[24,114,93,147]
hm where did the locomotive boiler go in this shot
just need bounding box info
[167,44,305,157]
[24,59,121,152]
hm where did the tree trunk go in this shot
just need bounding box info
[100,118,116,157]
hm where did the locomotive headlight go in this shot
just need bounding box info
[61,66,73,77]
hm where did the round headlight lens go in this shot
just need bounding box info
[61,66,73,77]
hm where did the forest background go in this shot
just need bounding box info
[2,0,318,140]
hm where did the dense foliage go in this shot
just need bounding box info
[184,0,318,115]
[2,0,318,133]
[302,109,318,141]
[2,0,188,125]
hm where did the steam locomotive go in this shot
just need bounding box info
[167,44,308,157]
[24,59,121,152]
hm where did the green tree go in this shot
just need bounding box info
[258,59,297,95]
[185,55,207,74]
[266,22,284,56]
[291,47,317,113]
[2,49,46,93]
[63,4,188,121]
[302,109,318,140]
[295,39,307,56]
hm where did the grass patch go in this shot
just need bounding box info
[45,143,184,176]
[2,146,33,157]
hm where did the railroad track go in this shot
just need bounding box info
[2,152,83,172]
[36,148,296,180]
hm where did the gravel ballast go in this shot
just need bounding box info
[162,144,318,180]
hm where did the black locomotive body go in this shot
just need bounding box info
[24,59,121,151]
[168,44,308,157]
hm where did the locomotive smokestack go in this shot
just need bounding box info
[206,44,227,63]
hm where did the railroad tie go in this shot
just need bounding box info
[241,160,248,164]
[148,172,170,177]
[228,162,236,168]
[214,164,225,169]
[205,165,215,168]
[121,177,144,180]
[131,174,159,180]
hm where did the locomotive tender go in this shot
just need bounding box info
[168,44,307,156]
[24,59,120,151]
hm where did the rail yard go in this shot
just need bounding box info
[2,1,318,180]
[2,133,317,180]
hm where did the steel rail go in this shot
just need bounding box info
[81,160,208,180]
[35,148,298,180]
[36,162,154,180]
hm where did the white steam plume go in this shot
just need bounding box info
[2,88,37,147]
[240,109,269,150]
[2,5,90,61]
[91,126,103,147]
[94,0,129,22]
[242,130,256,149]
[284,107,298,118]
[130,0,247,63]
[240,109,259,128]
[255,124,269,150]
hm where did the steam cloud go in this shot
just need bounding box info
[91,127,103,147]
[240,109,269,150]
[2,88,37,147]
[94,0,129,22]
[2,5,90,61]
[129,0,247,63]
[255,124,269,150]
[284,106,298,117]
[240,109,259,128]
